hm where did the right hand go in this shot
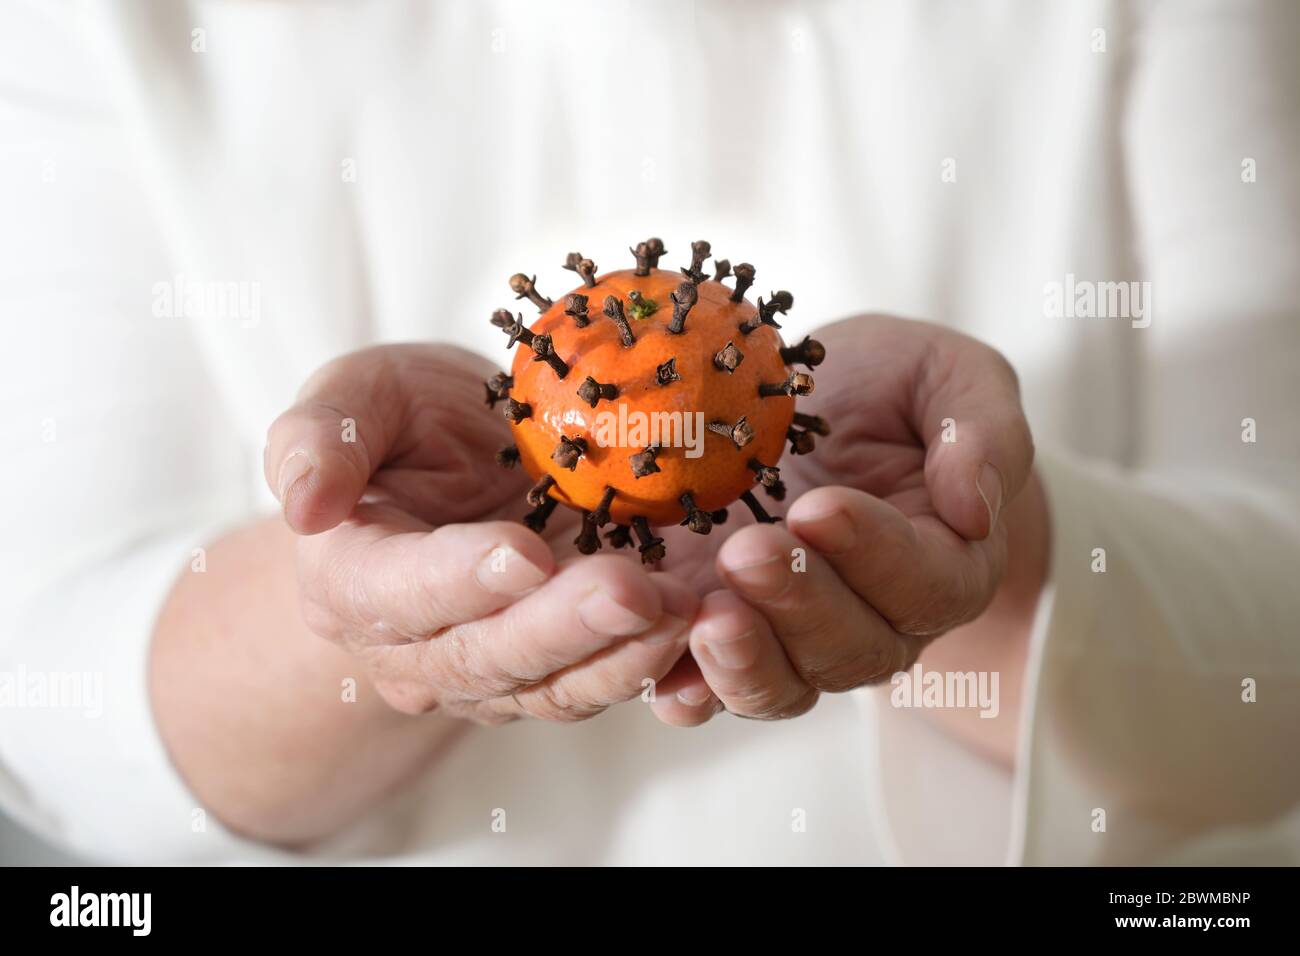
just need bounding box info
[263,344,699,725]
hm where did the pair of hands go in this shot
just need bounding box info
[263,315,1038,730]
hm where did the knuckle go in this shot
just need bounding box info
[311,535,364,613]
[734,686,820,721]
[299,594,343,642]
[372,677,439,716]
[518,680,604,723]
[725,679,812,720]
[799,657,875,693]
[785,687,822,718]
[857,641,913,686]
[894,638,924,676]
[444,697,521,727]
[888,576,956,636]
[886,547,999,637]
[318,438,373,491]
[874,515,921,569]
[432,628,519,699]
[468,706,521,728]
[422,523,464,555]
[816,632,909,689]
[572,553,634,590]
[778,622,868,694]
[400,567,457,637]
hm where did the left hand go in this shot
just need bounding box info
[649,314,1045,728]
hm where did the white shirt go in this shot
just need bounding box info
[2,0,1298,865]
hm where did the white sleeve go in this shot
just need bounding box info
[872,0,1300,865]
[0,1,264,862]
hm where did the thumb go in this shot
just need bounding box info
[918,345,1035,541]
[264,350,402,535]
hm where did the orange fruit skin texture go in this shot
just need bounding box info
[509,268,795,526]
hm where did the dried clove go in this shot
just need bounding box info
[667,281,697,334]
[577,375,619,408]
[729,262,756,302]
[629,445,661,479]
[564,293,591,327]
[502,396,532,423]
[603,295,636,347]
[679,492,713,535]
[526,474,557,508]
[484,371,513,408]
[591,486,617,526]
[631,516,666,564]
[644,237,667,269]
[564,253,599,288]
[787,426,816,455]
[530,333,570,379]
[747,458,781,487]
[495,444,520,468]
[574,511,603,554]
[713,340,744,373]
[741,291,793,334]
[680,240,711,284]
[605,524,633,549]
[491,309,535,349]
[780,335,826,368]
[740,489,779,524]
[707,416,754,449]
[551,435,588,471]
[656,357,682,386]
[509,273,553,313]
[793,412,831,435]
[523,497,559,533]
[630,242,652,277]
[759,372,815,397]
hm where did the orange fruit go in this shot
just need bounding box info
[488,241,824,562]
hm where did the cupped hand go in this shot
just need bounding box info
[264,344,696,725]
[650,315,1045,728]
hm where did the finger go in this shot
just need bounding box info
[300,513,556,646]
[648,654,722,728]
[785,486,1005,636]
[916,339,1034,540]
[510,574,697,721]
[715,522,914,691]
[418,554,667,700]
[265,348,404,534]
[689,590,818,721]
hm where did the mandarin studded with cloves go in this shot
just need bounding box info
[486,238,827,561]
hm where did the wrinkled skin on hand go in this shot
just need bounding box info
[265,314,1038,731]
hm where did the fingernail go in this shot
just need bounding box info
[976,462,1004,534]
[792,508,856,555]
[676,685,714,706]
[577,588,657,636]
[701,628,759,670]
[638,614,689,646]
[720,554,788,600]
[475,545,549,596]
[277,451,313,503]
